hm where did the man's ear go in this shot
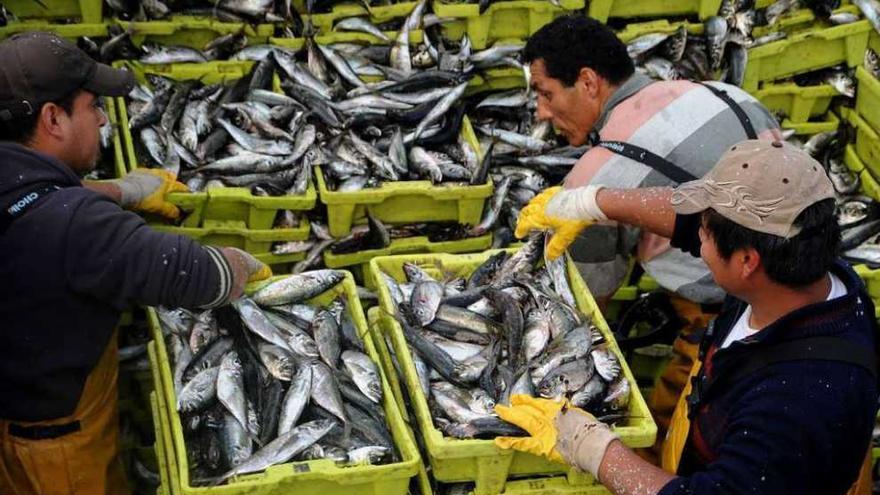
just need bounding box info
[739,247,762,280]
[36,102,69,141]
[577,67,600,97]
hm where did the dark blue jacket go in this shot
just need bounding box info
[0,143,226,421]
[659,215,879,495]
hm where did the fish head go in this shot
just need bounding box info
[527,58,601,147]
[537,372,568,399]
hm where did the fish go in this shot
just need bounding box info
[381,239,628,441]
[215,420,336,485]
[278,365,312,435]
[251,270,345,306]
[217,351,252,436]
[257,343,295,381]
[854,0,880,35]
[312,305,343,368]
[309,360,349,430]
[470,176,513,236]
[334,17,391,42]
[537,357,595,399]
[159,270,402,485]
[177,366,220,413]
[704,16,729,70]
[825,70,855,97]
[341,350,383,404]
[626,33,670,60]
[410,279,445,326]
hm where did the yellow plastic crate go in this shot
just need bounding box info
[369,294,613,495]
[149,218,311,266]
[114,18,274,54]
[146,272,422,495]
[115,61,318,231]
[862,168,880,202]
[317,117,492,237]
[3,0,101,22]
[293,1,421,38]
[588,0,720,22]
[854,265,880,301]
[614,19,703,44]
[846,110,880,174]
[0,21,106,41]
[369,250,656,495]
[752,5,861,38]
[148,349,178,495]
[856,66,880,134]
[781,111,840,135]
[841,144,880,202]
[743,18,871,92]
[433,0,585,49]
[324,233,492,269]
[270,29,422,54]
[754,83,838,123]
[104,96,129,181]
[843,143,865,174]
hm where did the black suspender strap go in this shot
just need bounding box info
[0,182,65,235]
[595,82,759,184]
[597,141,698,184]
[698,82,758,139]
[687,336,878,417]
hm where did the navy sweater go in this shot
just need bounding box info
[0,143,227,421]
[658,214,879,495]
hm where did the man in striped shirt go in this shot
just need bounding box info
[521,15,784,462]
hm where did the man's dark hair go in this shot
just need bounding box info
[0,89,81,145]
[523,16,635,86]
[703,198,840,287]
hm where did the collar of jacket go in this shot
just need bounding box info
[710,260,876,359]
[0,142,84,190]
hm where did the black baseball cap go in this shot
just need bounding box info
[0,31,134,122]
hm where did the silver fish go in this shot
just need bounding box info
[334,17,391,42]
[252,270,345,306]
[217,351,251,434]
[537,357,595,399]
[341,350,383,404]
[177,366,220,413]
[278,365,312,435]
[216,419,336,484]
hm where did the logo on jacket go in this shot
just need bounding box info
[7,192,39,216]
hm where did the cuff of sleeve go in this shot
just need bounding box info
[201,246,232,309]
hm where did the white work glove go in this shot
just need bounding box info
[544,184,608,222]
[515,185,608,260]
[555,406,619,479]
[116,169,188,219]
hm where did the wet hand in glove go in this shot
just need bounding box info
[116,169,188,220]
[514,185,606,260]
[221,247,273,302]
[495,395,618,479]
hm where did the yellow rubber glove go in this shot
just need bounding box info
[117,169,189,220]
[514,187,593,261]
[493,394,567,464]
[514,187,562,238]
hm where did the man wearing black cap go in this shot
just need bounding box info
[0,32,272,494]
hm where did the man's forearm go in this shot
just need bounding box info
[83,180,122,203]
[598,440,676,495]
[596,187,676,238]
